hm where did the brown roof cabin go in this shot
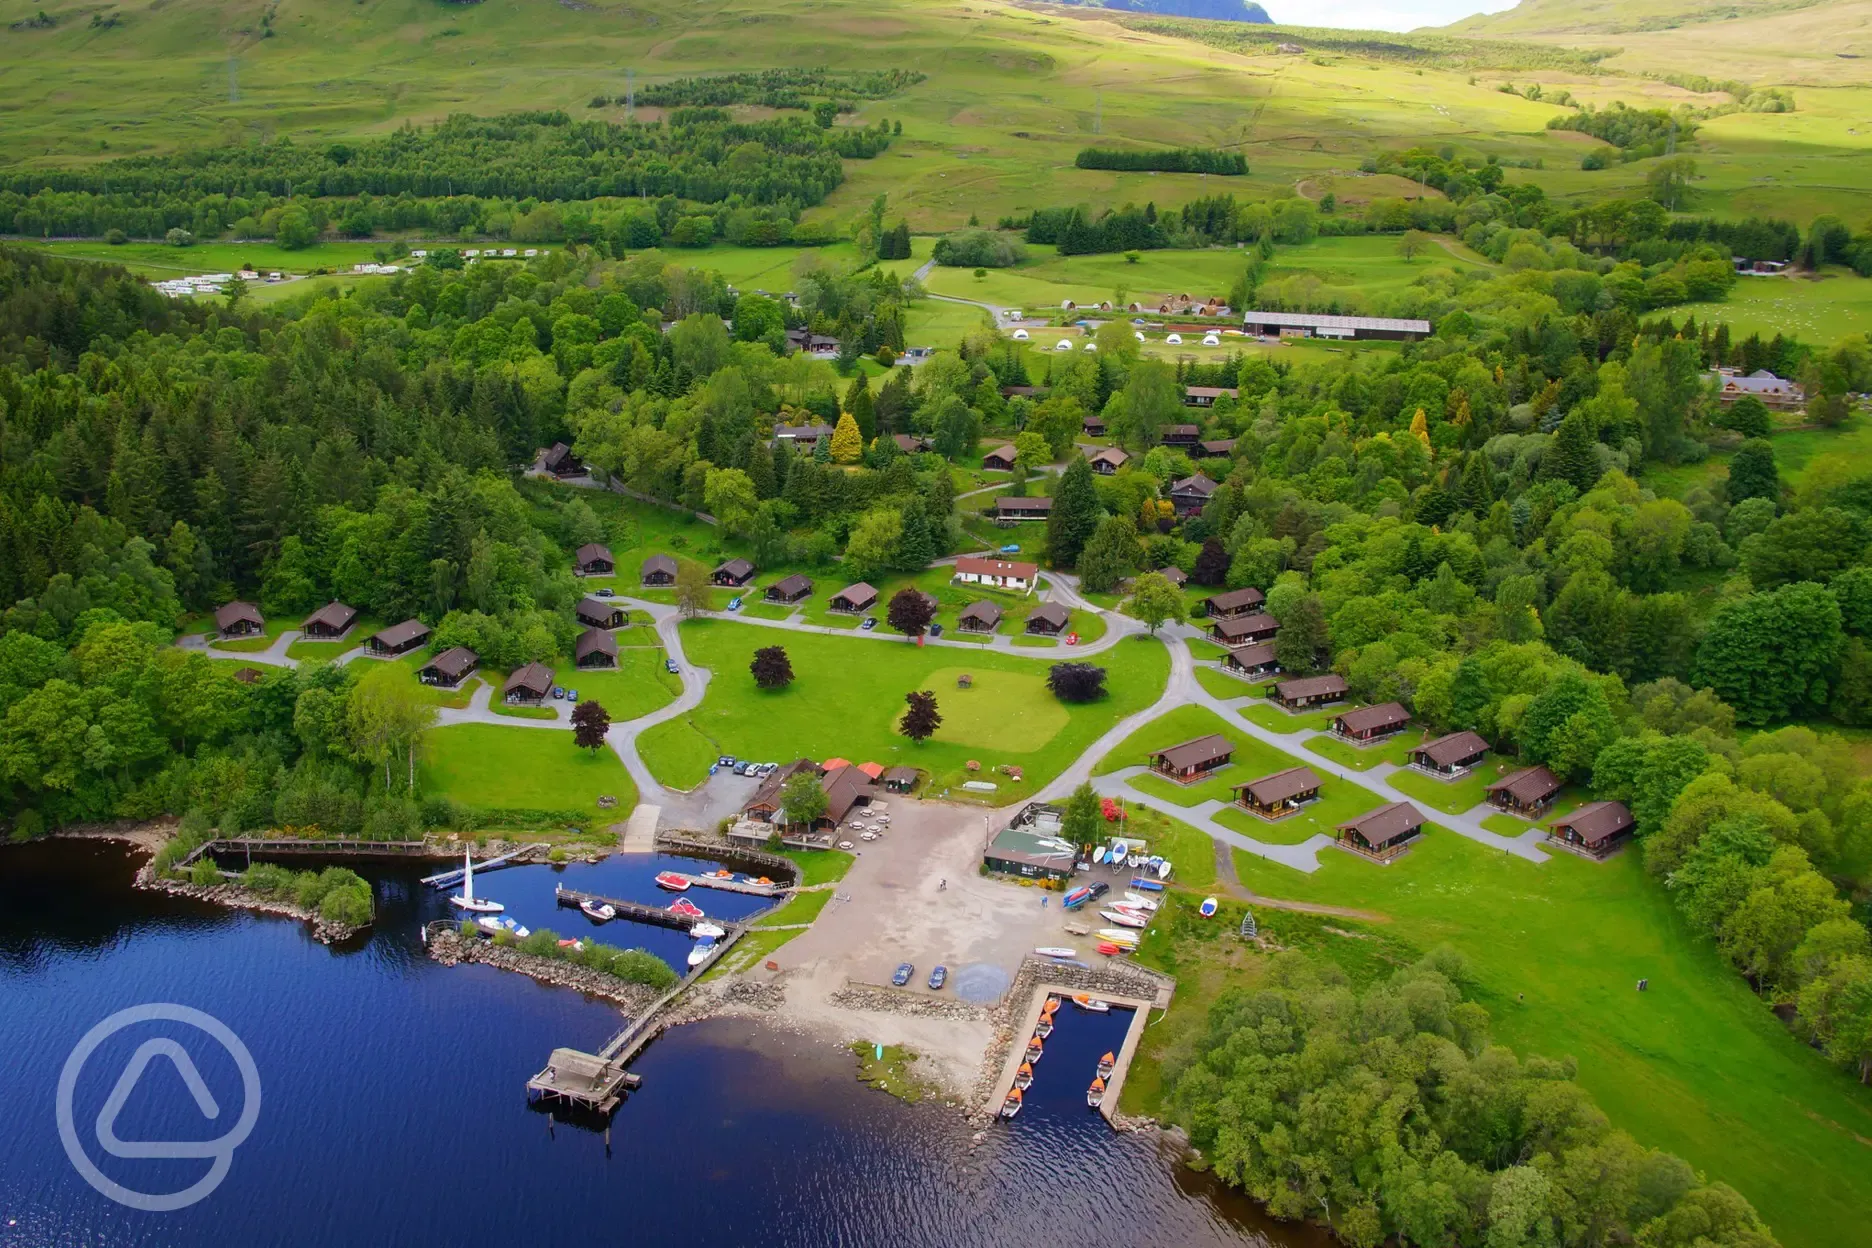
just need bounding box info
[575,597,625,630]
[1550,801,1636,859]
[301,600,358,640]
[1223,641,1280,679]
[1170,474,1217,515]
[541,442,585,478]
[1234,766,1323,819]
[421,647,479,687]
[1212,612,1279,645]
[214,601,265,638]
[829,582,879,614]
[231,666,266,685]
[818,765,878,829]
[1083,415,1107,437]
[1333,702,1412,743]
[640,554,678,587]
[991,496,1053,523]
[773,423,837,451]
[981,445,1019,471]
[367,619,431,656]
[1272,673,1348,710]
[999,386,1043,400]
[892,434,931,455]
[743,760,820,822]
[958,601,1003,633]
[1160,424,1201,446]
[1204,587,1266,619]
[1337,802,1424,861]
[575,543,615,576]
[881,765,919,794]
[765,574,813,604]
[1486,766,1563,817]
[502,661,555,704]
[1089,447,1130,475]
[954,556,1039,592]
[1157,566,1188,588]
[1149,733,1232,783]
[712,558,756,587]
[574,627,618,669]
[1408,731,1490,777]
[1196,439,1237,459]
[1184,386,1239,408]
[1025,603,1070,635]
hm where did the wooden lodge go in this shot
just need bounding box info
[1204,587,1265,619]
[1222,642,1280,679]
[1025,603,1070,635]
[982,445,1019,471]
[640,554,678,586]
[1486,766,1563,817]
[1333,702,1411,743]
[1158,566,1188,588]
[541,442,585,478]
[881,766,918,794]
[1170,474,1217,516]
[214,601,265,639]
[765,574,813,604]
[1272,673,1347,710]
[1549,802,1636,859]
[892,434,931,455]
[1082,415,1107,438]
[1160,424,1201,447]
[954,556,1038,593]
[574,627,618,669]
[712,558,756,587]
[503,662,555,705]
[958,601,1003,633]
[575,597,625,630]
[1212,612,1279,646]
[829,582,879,614]
[1185,386,1238,408]
[991,496,1053,523]
[1196,439,1237,459]
[1337,802,1424,861]
[1089,447,1129,475]
[575,543,615,576]
[1234,766,1322,820]
[366,619,430,656]
[1149,733,1232,783]
[1408,731,1489,777]
[420,647,479,687]
[301,600,358,640]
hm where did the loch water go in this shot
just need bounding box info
[0,840,1328,1248]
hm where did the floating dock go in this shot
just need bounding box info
[990,980,1157,1125]
[660,871,784,897]
[553,885,722,931]
[420,842,549,890]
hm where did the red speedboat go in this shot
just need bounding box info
[667,897,705,919]
[654,871,691,891]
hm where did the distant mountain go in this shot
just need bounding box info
[1061,0,1274,23]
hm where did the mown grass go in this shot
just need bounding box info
[754,888,834,927]
[418,723,634,814]
[777,848,857,887]
[1229,832,1872,1248]
[549,649,681,723]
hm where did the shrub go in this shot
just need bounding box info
[188,858,222,887]
[931,229,1023,268]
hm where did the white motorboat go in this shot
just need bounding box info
[1099,909,1146,929]
[579,900,616,922]
[688,938,717,969]
[1156,859,1173,880]
[1095,928,1141,944]
[690,921,727,940]
[449,852,503,914]
[476,915,503,934]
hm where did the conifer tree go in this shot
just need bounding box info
[829,412,864,463]
[1046,454,1103,570]
[844,376,877,442]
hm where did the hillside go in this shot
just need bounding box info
[1060,0,1273,20]
[1447,0,1872,82]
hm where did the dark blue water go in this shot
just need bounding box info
[0,840,1320,1248]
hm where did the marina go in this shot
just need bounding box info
[987,962,1168,1126]
[420,842,551,889]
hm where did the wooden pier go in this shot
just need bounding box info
[421,842,549,889]
[662,871,784,897]
[181,838,435,867]
[553,885,719,931]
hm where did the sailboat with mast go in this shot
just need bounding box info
[449,852,504,914]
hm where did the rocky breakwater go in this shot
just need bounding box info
[135,863,369,945]
[828,983,993,1021]
[426,926,663,1013]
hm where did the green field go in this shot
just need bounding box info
[418,723,635,815]
[1675,268,1872,345]
[642,618,1169,794]
[20,238,396,278]
[550,649,682,723]
[1231,833,1872,1248]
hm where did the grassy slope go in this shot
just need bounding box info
[640,617,1169,793]
[419,722,636,814]
[1231,834,1872,1248]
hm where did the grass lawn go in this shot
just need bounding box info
[754,889,834,927]
[1305,728,1425,772]
[284,619,379,662]
[1118,806,1218,889]
[550,649,681,722]
[493,702,558,721]
[1231,834,1872,1248]
[419,724,634,815]
[199,617,293,653]
[21,238,392,278]
[1096,705,1383,847]
[705,927,806,979]
[1388,758,1517,816]
[635,716,720,792]
[646,619,1169,795]
[1194,665,1267,700]
[1237,701,1336,735]
[778,848,856,887]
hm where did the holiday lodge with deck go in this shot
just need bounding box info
[574,543,614,576]
[1234,766,1323,820]
[1332,702,1412,744]
[420,647,479,687]
[712,558,756,587]
[502,662,555,705]
[575,597,625,630]
[366,619,430,656]
[1272,673,1349,710]
[1148,734,1233,783]
[1407,731,1490,777]
[1212,612,1279,646]
[1485,766,1563,817]
[1337,802,1425,861]
[301,600,358,640]
[214,601,265,639]
[1222,642,1280,679]
[829,583,879,614]
[1549,801,1636,859]
[640,554,678,587]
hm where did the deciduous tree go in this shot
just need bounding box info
[571,699,611,751]
[886,587,936,637]
[750,645,794,690]
[899,689,942,743]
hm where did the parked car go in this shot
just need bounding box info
[999,544,1020,554]
[927,965,949,991]
[718,756,736,767]
[666,659,680,674]
[892,963,915,987]
[595,587,614,598]
[759,763,778,777]
[1089,882,1111,900]
[727,597,743,611]
[733,761,750,776]
[930,623,944,637]
[708,763,720,776]
[860,616,877,631]
[567,690,579,703]
[552,686,565,700]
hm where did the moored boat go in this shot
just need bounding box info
[1072,994,1111,1013]
[1025,1036,1044,1062]
[1087,1076,1106,1109]
[667,897,705,918]
[1095,928,1140,945]
[688,938,716,969]
[1034,946,1078,959]
[1034,1017,1054,1039]
[1157,859,1173,880]
[476,915,503,934]
[1097,1050,1117,1078]
[449,852,504,914]
[706,869,733,879]
[654,871,691,891]
[1121,891,1159,911]
[1128,877,1165,892]
[689,921,726,940]
[1099,909,1146,929]
[1000,1087,1023,1119]
[1014,1061,1033,1090]
[579,900,616,922]
[1199,896,1219,918]
[1040,996,1061,1016]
